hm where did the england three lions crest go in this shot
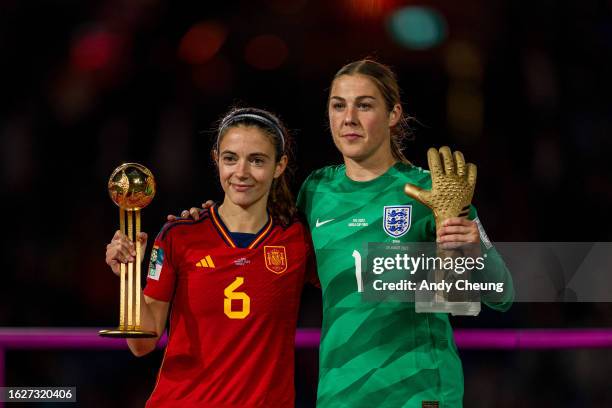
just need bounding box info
[264,246,288,274]
[383,205,412,238]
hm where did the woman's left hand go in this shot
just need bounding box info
[436,217,480,253]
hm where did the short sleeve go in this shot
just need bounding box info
[296,173,313,223]
[303,225,320,288]
[143,226,177,302]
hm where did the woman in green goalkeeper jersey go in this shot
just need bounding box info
[295,59,512,408]
[178,59,513,407]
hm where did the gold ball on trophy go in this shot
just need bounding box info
[108,163,156,211]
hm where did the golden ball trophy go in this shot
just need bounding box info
[100,163,158,338]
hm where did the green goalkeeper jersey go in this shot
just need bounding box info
[297,162,512,408]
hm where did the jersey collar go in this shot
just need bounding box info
[209,203,274,249]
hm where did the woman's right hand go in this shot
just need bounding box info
[166,200,214,221]
[105,230,148,276]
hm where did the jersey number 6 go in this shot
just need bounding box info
[224,277,251,319]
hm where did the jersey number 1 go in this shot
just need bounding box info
[352,250,364,293]
[224,277,250,319]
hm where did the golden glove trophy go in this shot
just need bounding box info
[100,163,158,337]
[404,146,481,316]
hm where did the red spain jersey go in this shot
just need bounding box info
[143,205,317,408]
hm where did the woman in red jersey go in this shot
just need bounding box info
[105,107,316,408]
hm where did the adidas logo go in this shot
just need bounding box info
[196,255,215,268]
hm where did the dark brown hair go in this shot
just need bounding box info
[213,107,296,227]
[332,59,413,163]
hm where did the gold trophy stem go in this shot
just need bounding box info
[127,210,134,330]
[135,209,141,330]
[119,208,126,330]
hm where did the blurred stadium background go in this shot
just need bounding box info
[2,0,612,406]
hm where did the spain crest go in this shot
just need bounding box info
[383,205,412,238]
[264,246,288,274]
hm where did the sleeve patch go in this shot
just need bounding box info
[474,217,493,250]
[148,246,165,280]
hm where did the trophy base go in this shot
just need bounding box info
[415,301,481,316]
[99,328,158,338]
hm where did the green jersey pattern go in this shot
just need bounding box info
[297,162,512,408]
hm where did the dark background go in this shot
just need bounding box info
[2,0,612,406]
